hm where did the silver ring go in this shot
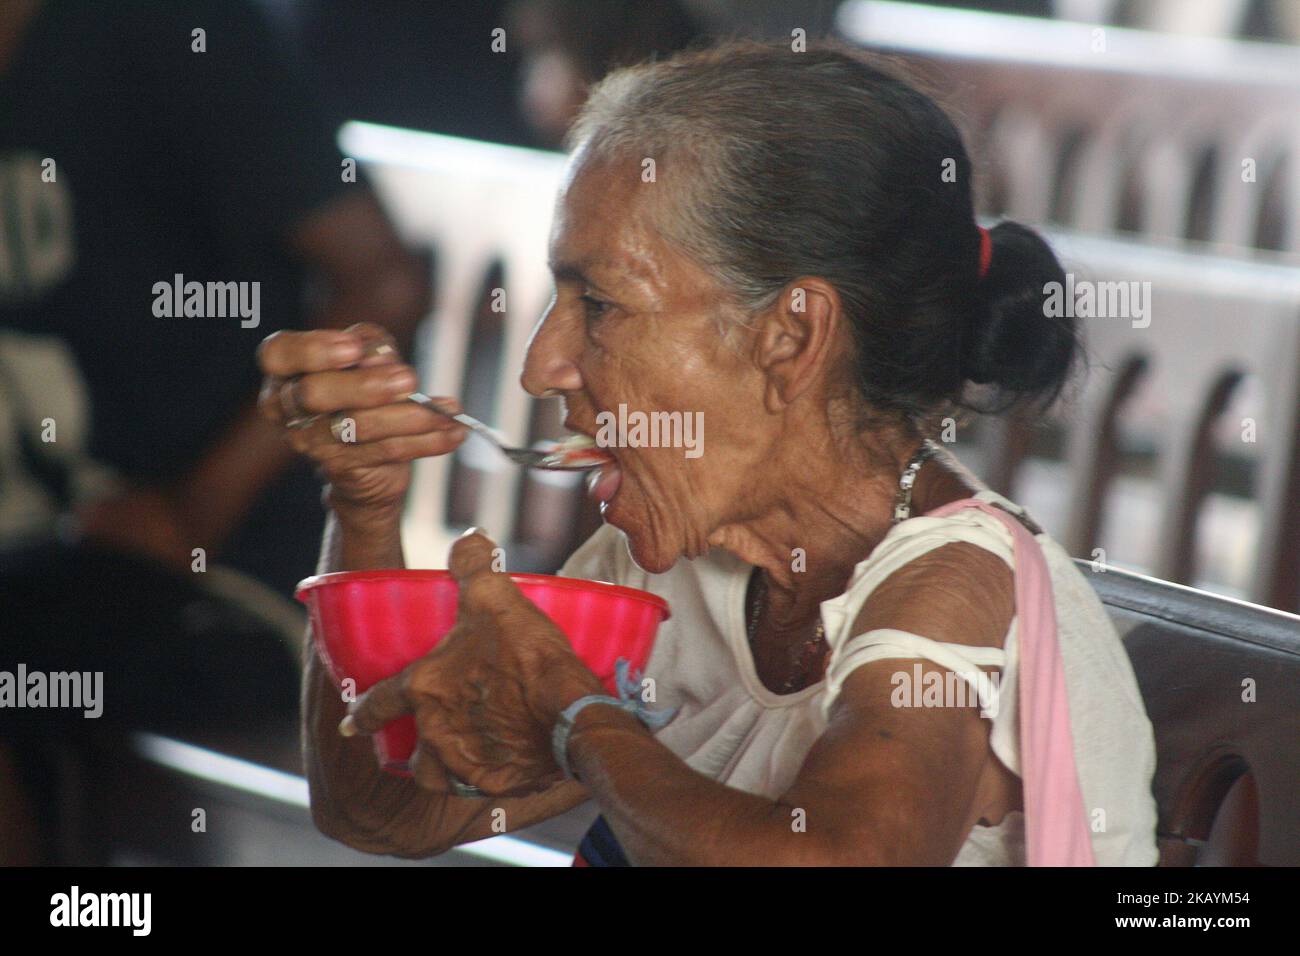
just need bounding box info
[448,775,484,799]
[280,379,320,430]
[278,377,310,421]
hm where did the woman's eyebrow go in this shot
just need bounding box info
[548,260,587,283]
[549,259,616,296]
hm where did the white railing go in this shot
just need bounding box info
[837,0,1300,257]
[838,0,1300,83]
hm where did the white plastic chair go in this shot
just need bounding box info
[339,123,571,570]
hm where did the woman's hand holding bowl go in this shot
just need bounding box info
[343,528,611,797]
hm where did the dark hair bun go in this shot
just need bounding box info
[963,221,1079,407]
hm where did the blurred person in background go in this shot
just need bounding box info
[289,0,534,146]
[507,0,701,148]
[0,0,426,863]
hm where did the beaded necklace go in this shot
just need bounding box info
[746,441,938,694]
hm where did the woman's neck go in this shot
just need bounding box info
[707,432,979,623]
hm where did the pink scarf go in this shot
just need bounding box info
[925,498,1097,867]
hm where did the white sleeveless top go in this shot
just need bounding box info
[558,489,1160,866]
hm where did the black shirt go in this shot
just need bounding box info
[0,0,347,480]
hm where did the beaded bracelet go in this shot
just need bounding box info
[551,658,678,781]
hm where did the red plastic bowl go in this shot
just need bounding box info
[295,569,671,774]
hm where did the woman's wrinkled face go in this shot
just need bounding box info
[521,151,771,573]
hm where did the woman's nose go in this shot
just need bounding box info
[520,307,583,397]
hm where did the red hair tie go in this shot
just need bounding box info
[977,225,993,279]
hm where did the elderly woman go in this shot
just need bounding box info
[258,42,1158,866]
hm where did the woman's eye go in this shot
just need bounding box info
[579,294,611,322]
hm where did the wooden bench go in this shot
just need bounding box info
[1085,560,1300,865]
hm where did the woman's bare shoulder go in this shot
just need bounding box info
[851,540,1016,653]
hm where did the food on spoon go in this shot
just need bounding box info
[536,433,614,469]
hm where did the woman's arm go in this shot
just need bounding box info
[303,505,590,858]
[257,323,588,857]
[563,542,1018,865]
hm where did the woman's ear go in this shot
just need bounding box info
[753,277,843,412]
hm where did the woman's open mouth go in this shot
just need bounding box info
[535,433,614,471]
[587,458,623,503]
[553,429,622,502]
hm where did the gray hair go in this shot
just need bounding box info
[565,40,1079,422]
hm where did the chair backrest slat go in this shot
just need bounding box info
[1045,230,1300,608]
[838,0,1300,253]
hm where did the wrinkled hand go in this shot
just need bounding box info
[344,530,608,797]
[255,322,468,518]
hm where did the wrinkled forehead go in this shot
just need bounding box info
[547,144,668,280]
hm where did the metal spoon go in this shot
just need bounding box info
[406,391,606,471]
